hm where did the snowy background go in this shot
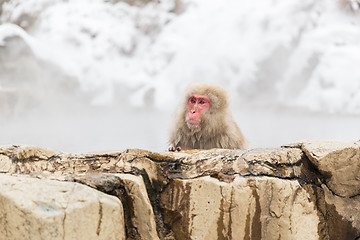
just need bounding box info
[0,0,359,153]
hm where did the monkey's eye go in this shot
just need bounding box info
[199,99,205,104]
[190,98,196,104]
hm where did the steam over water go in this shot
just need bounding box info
[0,0,359,153]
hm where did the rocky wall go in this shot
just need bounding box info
[0,140,359,239]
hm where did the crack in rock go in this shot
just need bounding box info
[0,142,359,239]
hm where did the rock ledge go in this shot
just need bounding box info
[0,141,359,240]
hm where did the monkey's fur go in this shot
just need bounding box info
[169,83,250,150]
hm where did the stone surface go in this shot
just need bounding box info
[164,147,305,179]
[161,176,320,240]
[0,142,360,239]
[115,173,159,240]
[0,174,125,240]
[297,140,360,197]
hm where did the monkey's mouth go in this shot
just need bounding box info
[187,119,200,125]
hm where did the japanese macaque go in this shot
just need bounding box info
[169,83,250,151]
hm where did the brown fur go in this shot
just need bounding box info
[169,83,250,150]
[339,0,360,12]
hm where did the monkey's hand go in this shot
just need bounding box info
[168,146,182,152]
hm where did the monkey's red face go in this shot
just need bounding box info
[187,94,210,125]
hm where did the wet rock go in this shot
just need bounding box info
[161,176,319,240]
[0,142,359,239]
[297,140,360,197]
[0,174,125,240]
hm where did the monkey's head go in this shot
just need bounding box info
[170,82,248,151]
[183,83,228,130]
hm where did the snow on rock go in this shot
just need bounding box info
[1,0,360,113]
